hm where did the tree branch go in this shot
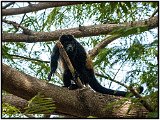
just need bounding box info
[2,16,158,42]
[2,94,78,118]
[2,2,85,16]
[2,19,34,35]
[6,54,49,63]
[95,73,128,88]
[56,41,84,88]
[88,15,158,58]
[2,94,28,113]
[88,34,120,58]
[2,63,148,118]
[151,8,158,17]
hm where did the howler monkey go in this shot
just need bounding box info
[48,35,143,97]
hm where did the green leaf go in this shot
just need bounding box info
[25,93,55,114]
[2,103,20,117]
[125,2,131,9]
[119,2,128,14]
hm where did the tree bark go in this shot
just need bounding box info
[2,63,148,118]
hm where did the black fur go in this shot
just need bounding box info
[48,35,143,97]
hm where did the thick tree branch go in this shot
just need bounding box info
[2,2,84,16]
[2,63,148,118]
[2,94,28,113]
[2,94,77,118]
[2,16,158,42]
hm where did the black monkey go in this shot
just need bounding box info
[48,35,143,97]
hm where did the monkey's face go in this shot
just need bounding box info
[59,35,76,52]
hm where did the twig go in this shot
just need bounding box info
[7,54,49,63]
[56,41,84,88]
[151,8,158,17]
[27,2,33,6]
[2,19,33,35]
[95,73,128,88]
[95,73,141,97]
[2,2,15,9]
[109,59,127,88]
[19,13,26,25]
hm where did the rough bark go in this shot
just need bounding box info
[2,63,148,118]
[2,16,158,42]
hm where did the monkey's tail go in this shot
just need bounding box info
[89,76,143,97]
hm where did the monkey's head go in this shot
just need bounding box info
[59,35,76,52]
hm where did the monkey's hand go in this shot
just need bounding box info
[48,72,52,81]
[73,71,79,81]
[68,84,79,90]
[138,86,144,94]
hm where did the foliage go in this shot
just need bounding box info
[147,112,158,118]
[24,93,55,114]
[2,103,21,118]
[104,98,129,111]
[87,115,97,118]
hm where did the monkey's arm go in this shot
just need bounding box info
[48,44,59,80]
